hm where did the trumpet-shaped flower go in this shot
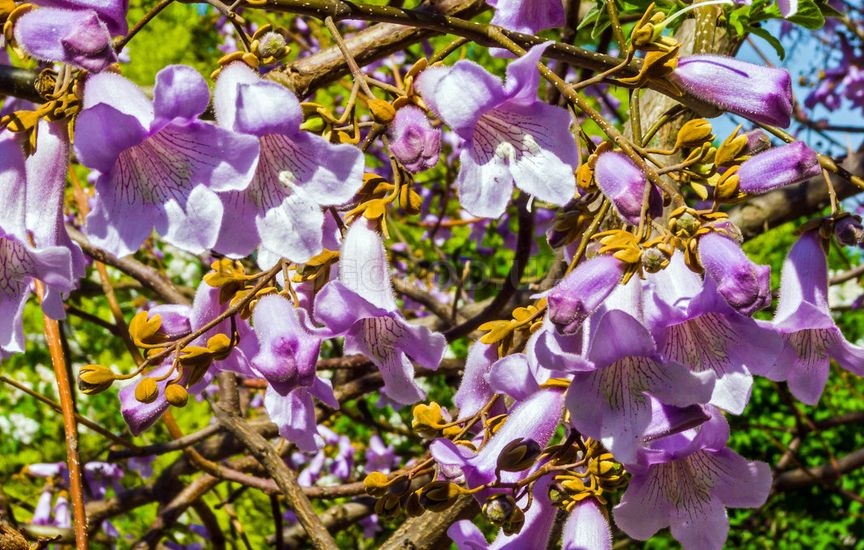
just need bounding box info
[252,294,338,451]
[213,62,364,261]
[763,230,864,404]
[670,55,793,128]
[646,253,782,413]
[315,220,446,405]
[75,65,259,256]
[546,254,627,335]
[416,43,577,218]
[614,410,771,550]
[565,309,714,464]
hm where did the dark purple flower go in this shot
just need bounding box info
[416,43,577,217]
[738,142,821,194]
[671,55,793,127]
[75,65,259,256]
[697,232,771,316]
[387,105,441,172]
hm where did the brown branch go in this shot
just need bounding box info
[210,402,339,549]
[66,226,192,306]
[774,447,864,491]
[270,499,375,547]
[35,282,88,549]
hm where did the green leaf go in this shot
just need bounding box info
[764,0,825,29]
[728,5,752,36]
[748,25,786,60]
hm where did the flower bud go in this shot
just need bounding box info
[164,384,188,407]
[594,151,662,225]
[482,494,517,526]
[134,377,159,404]
[547,255,626,334]
[257,31,288,60]
[501,505,525,536]
[387,105,441,173]
[496,438,542,473]
[737,142,821,195]
[671,55,793,127]
[364,471,391,497]
[418,481,461,512]
[368,98,396,124]
[78,364,116,394]
[674,119,714,149]
[206,333,233,361]
[129,310,163,347]
[834,215,864,247]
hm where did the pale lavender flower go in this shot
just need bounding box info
[671,55,793,127]
[33,489,54,525]
[564,309,714,464]
[614,410,771,550]
[762,230,864,404]
[416,43,577,217]
[213,62,364,261]
[487,0,565,34]
[697,232,771,316]
[594,151,661,225]
[75,65,259,256]
[13,0,127,72]
[646,253,782,414]
[387,105,441,172]
[315,220,446,405]
[562,499,612,550]
[737,142,821,194]
[365,434,397,473]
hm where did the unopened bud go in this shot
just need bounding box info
[834,214,864,247]
[364,472,391,497]
[257,31,288,59]
[642,246,670,273]
[374,493,401,518]
[482,494,516,526]
[134,377,159,404]
[368,98,396,124]
[502,505,525,536]
[165,384,188,407]
[418,481,461,512]
[496,438,542,473]
[674,119,713,149]
[78,364,116,394]
[206,333,232,360]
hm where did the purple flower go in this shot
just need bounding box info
[213,62,364,261]
[762,231,864,404]
[697,232,771,316]
[13,0,128,72]
[671,55,793,127]
[416,43,578,217]
[546,254,627,334]
[74,65,259,256]
[737,142,821,194]
[315,220,446,405]
[562,499,612,550]
[614,410,771,550]
[387,105,441,172]
[487,0,565,34]
[593,151,662,225]
[646,253,782,414]
[252,294,338,451]
[564,309,714,464]
[0,131,75,356]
